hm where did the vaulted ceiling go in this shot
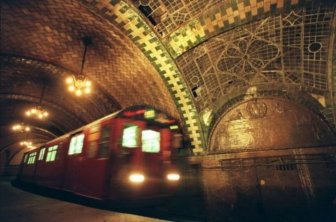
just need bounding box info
[1,0,335,166]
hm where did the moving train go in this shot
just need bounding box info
[17,105,183,200]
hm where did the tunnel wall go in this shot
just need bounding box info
[202,97,336,221]
[201,151,336,221]
[209,98,336,152]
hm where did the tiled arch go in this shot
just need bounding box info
[82,0,205,153]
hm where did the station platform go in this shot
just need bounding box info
[0,177,166,222]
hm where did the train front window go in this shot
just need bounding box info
[68,133,85,155]
[141,130,160,153]
[122,125,139,148]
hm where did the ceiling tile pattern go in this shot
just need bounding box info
[131,0,304,57]
[2,0,178,119]
[176,6,335,130]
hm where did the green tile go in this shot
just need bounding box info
[231,0,238,10]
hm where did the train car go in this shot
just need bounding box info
[34,135,70,188]
[17,105,183,201]
[18,150,37,183]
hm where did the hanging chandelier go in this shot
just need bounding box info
[25,106,49,119]
[66,37,92,96]
[25,79,49,120]
[12,123,31,132]
[20,140,35,149]
[20,141,32,147]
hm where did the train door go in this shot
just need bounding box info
[77,121,112,198]
[63,131,87,194]
[63,121,112,199]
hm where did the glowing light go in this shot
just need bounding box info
[144,109,155,119]
[84,87,91,94]
[25,106,49,120]
[12,124,31,132]
[68,85,75,92]
[20,141,32,146]
[75,89,82,96]
[85,80,92,87]
[20,140,35,149]
[166,173,180,181]
[66,75,92,96]
[66,77,73,84]
[129,173,145,183]
[66,37,93,96]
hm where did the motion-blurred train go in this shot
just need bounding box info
[17,105,183,200]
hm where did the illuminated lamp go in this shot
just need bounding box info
[12,123,31,132]
[144,109,155,119]
[129,173,145,183]
[65,37,93,97]
[25,79,49,120]
[169,125,179,130]
[20,140,32,147]
[166,173,180,181]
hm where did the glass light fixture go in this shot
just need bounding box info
[66,37,93,97]
[25,78,49,120]
[19,140,35,149]
[66,74,92,96]
[12,123,31,132]
[25,106,49,119]
[20,141,32,146]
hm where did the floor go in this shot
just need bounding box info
[0,177,166,222]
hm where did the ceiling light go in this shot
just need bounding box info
[12,123,31,132]
[20,140,32,147]
[25,79,49,120]
[66,37,93,97]
[25,106,49,119]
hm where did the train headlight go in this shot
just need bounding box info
[166,173,180,181]
[129,173,145,183]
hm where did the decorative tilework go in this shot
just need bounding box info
[163,0,305,58]
[176,7,336,141]
[83,0,205,153]
[167,20,206,58]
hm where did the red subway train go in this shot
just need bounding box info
[17,105,183,200]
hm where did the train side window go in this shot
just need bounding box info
[97,125,111,159]
[28,152,37,164]
[87,126,100,158]
[122,125,139,148]
[23,153,28,164]
[68,133,85,155]
[46,145,58,162]
[38,148,46,160]
[142,130,160,153]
